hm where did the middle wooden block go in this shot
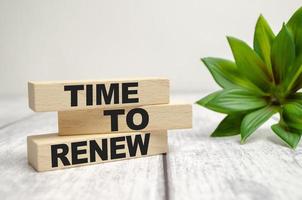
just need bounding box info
[58,104,192,135]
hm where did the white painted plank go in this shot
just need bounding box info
[0,112,165,200]
[167,102,302,200]
[4,93,301,200]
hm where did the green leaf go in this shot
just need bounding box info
[287,7,302,92]
[201,57,237,89]
[271,123,301,149]
[201,57,264,93]
[282,103,302,131]
[201,88,268,114]
[254,15,275,77]
[287,7,302,56]
[227,36,271,92]
[196,91,221,106]
[284,54,302,92]
[287,92,302,104]
[241,106,278,142]
[271,24,295,83]
[211,114,244,137]
[282,55,302,93]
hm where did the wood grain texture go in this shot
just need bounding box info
[166,103,302,200]
[28,78,169,112]
[28,131,168,172]
[58,104,192,135]
[2,93,302,200]
[0,111,166,200]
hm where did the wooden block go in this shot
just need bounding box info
[58,104,192,135]
[28,78,169,112]
[27,131,168,172]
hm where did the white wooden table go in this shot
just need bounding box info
[1,93,302,200]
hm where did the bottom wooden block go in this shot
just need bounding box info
[27,131,167,172]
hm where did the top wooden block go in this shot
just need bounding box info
[28,78,169,112]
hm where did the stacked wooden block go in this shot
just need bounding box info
[27,78,192,172]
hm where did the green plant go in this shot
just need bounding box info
[197,7,302,149]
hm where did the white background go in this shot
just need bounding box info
[0,0,301,95]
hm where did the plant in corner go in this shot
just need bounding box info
[197,7,302,149]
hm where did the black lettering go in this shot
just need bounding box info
[71,141,88,165]
[126,108,149,130]
[64,85,84,107]
[96,83,119,105]
[126,133,150,157]
[86,84,93,106]
[89,139,108,162]
[122,82,139,104]
[104,109,125,131]
[51,144,71,167]
[110,137,126,159]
